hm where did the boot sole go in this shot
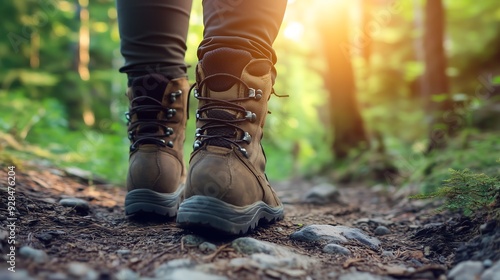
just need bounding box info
[125,186,183,218]
[176,195,284,235]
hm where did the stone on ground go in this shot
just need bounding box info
[290,225,380,250]
[19,246,48,263]
[374,226,391,236]
[481,260,500,280]
[302,183,342,204]
[59,197,90,213]
[323,244,351,256]
[448,260,484,280]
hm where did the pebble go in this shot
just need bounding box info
[338,271,387,280]
[19,246,48,263]
[199,242,217,253]
[46,272,68,280]
[59,198,90,213]
[155,259,196,276]
[231,238,312,270]
[290,225,381,250]
[481,260,500,280]
[448,260,484,280]
[115,268,139,280]
[302,183,342,204]
[35,232,54,243]
[483,259,493,268]
[374,226,391,236]
[116,249,131,255]
[229,257,255,268]
[0,269,35,280]
[322,244,351,256]
[232,237,287,256]
[381,251,395,258]
[479,220,496,234]
[159,268,227,280]
[182,234,206,247]
[355,218,393,226]
[251,253,290,269]
[67,262,98,280]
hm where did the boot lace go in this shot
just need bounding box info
[192,73,264,158]
[126,90,182,152]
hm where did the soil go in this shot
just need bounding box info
[0,162,496,279]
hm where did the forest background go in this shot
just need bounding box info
[1,0,499,196]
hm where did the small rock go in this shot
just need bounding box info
[480,220,497,235]
[410,259,423,267]
[382,251,395,258]
[182,234,206,247]
[251,253,288,269]
[67,262,98,280]
[483,259,493,268]
[116,249,131,255]
[481,260,500,280]
[448,261,484,280]
[338,271,386,280]
[115,268,139,280]
[0,269,35,280]
[264,269,281,278]
[232,238,312,270]
[59,198,90,214]
[355,218,393,226]
[424,246,431,256]
[162,269,227,280]
[46,272,68,280]
[232,237,286,256]
[155,259,196,276]
[322,244,351,256]
[374,226,391,236]
[19,246,48,263]
[229,257,255,268]
[0,230,9,241]
[278,269,307,278]
[290,225,380,250]
[302,183,342,205]
[35,231,64,243]
[35,232,54,244]
[438,255,447,264]
[199,242,217,253]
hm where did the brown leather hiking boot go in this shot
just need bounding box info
[124,75,189,217]
[176,48,284,234]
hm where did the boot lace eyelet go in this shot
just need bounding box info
[242,132,252,144]
[193,140,202,150]
[167,141,174,148]
[169,90,182,103]
[239,147,249,158]
[245,111,257,122]
[166,108,176,118]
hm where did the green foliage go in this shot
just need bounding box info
[411,168,500,217]
[1,0,500,187]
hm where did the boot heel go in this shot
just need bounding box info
[125,187,183,217]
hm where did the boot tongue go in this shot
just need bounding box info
[130,74,169,134]
[205,110,235,148]
[202,48,252,91]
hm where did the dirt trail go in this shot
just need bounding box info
[0,163,494,279]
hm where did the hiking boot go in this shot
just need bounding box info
[124,75,189,217]
[176,48,284,234]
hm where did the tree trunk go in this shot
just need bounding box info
[319,2,369,159]
[423,0,455,151]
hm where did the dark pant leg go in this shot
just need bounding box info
[117,0,193,81]
[199,0,287,79]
